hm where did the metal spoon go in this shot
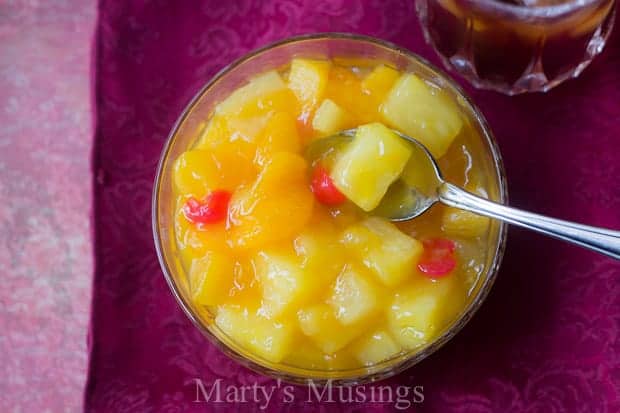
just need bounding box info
[307,128,620,260]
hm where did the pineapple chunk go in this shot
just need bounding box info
[227,153,314,250]
[216,70,286,116]
[215,306,295,363]
[196,109,269,145]
[254,112,301,166]
[351,329,401,366]
[381,74,463,158]
[442,185,490,237]
[327,266,379,325]
[253,249,316,317]
[442,207,490,238]
[225,115,269,142]
[297,304,364,353]
[361,65,400,100]
[342,217,423,287]
[288,59,331,112]
[293,219,345,284]
[331,123,413,211]
[311,99,352,135]
[189,251,235,306]
[387,277,457,350]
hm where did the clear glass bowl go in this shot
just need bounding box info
[416,0,617,94]
[152,33,508,385]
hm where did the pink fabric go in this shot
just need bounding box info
[87,1,620,411]
[0,1,95,411]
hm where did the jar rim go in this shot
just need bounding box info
[455,0,608,20]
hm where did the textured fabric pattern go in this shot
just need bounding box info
[87,1,620,411]
[0,1,96,411]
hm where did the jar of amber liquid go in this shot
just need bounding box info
[416,0,616,94]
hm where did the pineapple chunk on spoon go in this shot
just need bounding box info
[306,127,620,259]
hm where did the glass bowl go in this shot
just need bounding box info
[152,33,508,385]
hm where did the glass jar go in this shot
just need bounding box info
[416,0,616,94]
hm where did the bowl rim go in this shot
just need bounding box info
[152,32,509,386]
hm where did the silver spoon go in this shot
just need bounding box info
[307,128,620,260]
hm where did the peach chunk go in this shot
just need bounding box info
[254,112,301,166]
[227,152,314,250]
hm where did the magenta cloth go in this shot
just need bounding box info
[86,1,620,411]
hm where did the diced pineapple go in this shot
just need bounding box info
[351,329,401,366]
[387,277,457,350]
[225,115,269,142]
[361,65,400,100]
[442,207,490,238]
[215,305,295,363]
[189,251,235,306]
[293,221,345,284]
[331,123,413,211]
[242,88,302,120]
[282,341,329,370]
[216,70,287,116]
[297,304,364,354]
[227,153,314,250]
[196,113,272,147]
[311,99,352,135]
[254,112,301,166]
[441,185,490,237]
[327,266,379,325]
[253,248,317,317]
[342,217,423,287]
[173,150,219,197]
[287,59,331,112]
[381,74,463,158]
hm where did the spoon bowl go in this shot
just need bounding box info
[307,128,620,260]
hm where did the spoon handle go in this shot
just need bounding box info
[438,182,620,260]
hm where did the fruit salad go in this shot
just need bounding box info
[172,58,495,371]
